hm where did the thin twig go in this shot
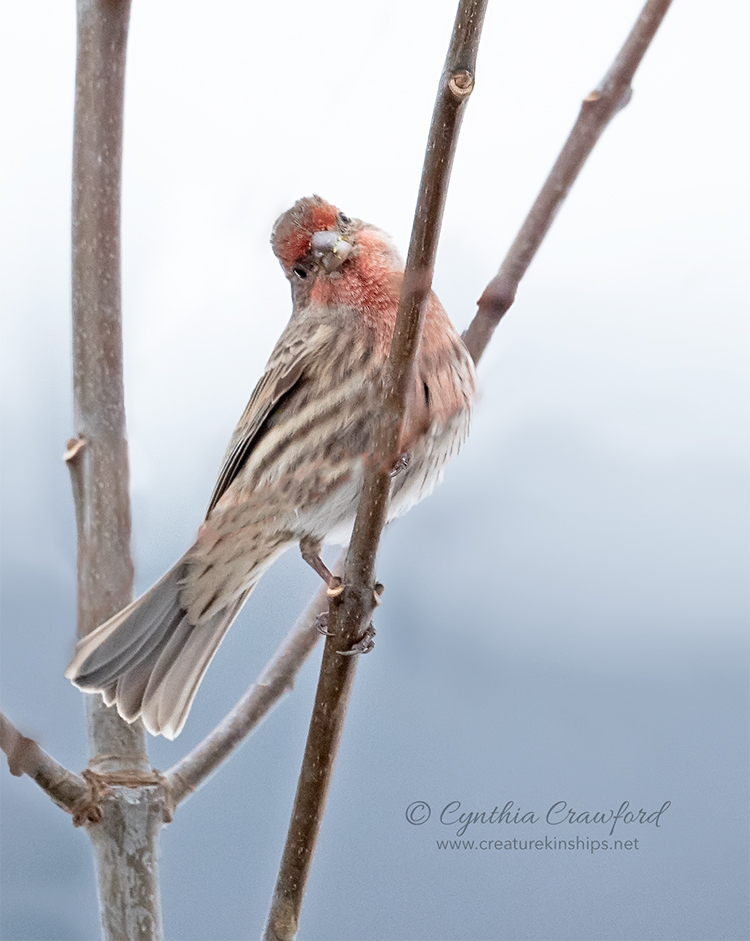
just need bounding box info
[463,0,674,365]
[0,711,89,815]
[263,3,488,939]
[165,570,339,806]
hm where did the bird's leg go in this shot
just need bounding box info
[299,536,344,597]
[300,535,380,653]
[299,538,333,582]
[299,538,383,605]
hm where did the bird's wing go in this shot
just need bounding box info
[205,328,326,517]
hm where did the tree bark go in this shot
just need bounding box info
[71,1,166,937]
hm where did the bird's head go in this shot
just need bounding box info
[271,196,403,314]
[272,195,353,280]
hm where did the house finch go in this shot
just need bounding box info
[66,196,476,739]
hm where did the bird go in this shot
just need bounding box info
[66,195,476,739]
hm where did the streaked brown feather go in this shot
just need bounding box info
[66,195,476,738]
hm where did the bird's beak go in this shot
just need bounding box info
[310,229,353,273]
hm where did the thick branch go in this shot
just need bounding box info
[0,712,90,815]
[72,1,164,937]
[72,0,148,773]
[462,0,674,364]
[263,3,488,939]
[165,573,337,806]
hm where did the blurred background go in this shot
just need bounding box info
[1,1,747,939]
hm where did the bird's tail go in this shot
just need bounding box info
[65,560,253,740]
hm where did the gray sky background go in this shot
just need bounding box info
[1,2,748,939]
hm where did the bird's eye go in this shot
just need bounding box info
[338,213,351,224]
[292,265,308,279]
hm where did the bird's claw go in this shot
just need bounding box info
[390,453,410,478]
[315,612,334,636]
[338,624,376,656]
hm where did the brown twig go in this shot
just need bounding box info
[263,3,488,939]
[0,711,91,816]
[165,571,338,806]
[462,0,674,365]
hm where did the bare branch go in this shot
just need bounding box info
[264,3,488,939]
[72,0,164,936]
[0,711,91,817]
[462,0,674,364]
[165,570,339,806]
[72,0,148,769]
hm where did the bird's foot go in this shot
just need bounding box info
[390,453,410,478]
[315,612,334,636]
[338,623,376,656]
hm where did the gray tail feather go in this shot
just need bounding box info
[66,561,252,739]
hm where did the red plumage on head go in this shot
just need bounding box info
[271,195,338,271]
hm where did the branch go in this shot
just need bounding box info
[165,569,339,806]
[264,3,488,939]
[0,712,93,819]
[72,0,165,937]
[462,0,674,364]
[71,0,149,773]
